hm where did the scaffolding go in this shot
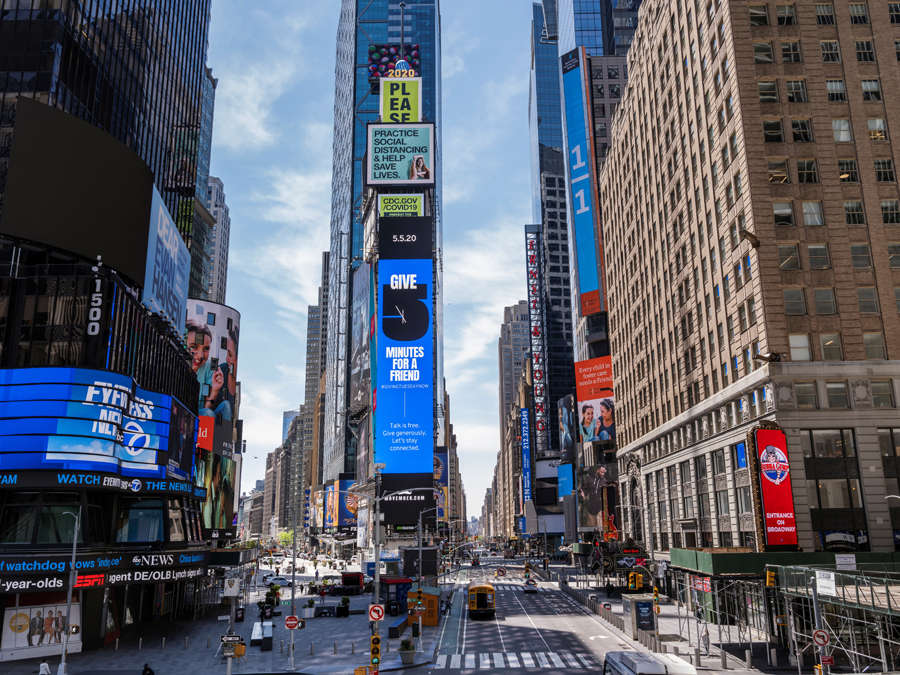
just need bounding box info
[772,564,900,672]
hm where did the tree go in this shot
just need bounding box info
[278,530,293,548]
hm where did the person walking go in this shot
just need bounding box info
[142,663,155,675]
[38,659,51,675]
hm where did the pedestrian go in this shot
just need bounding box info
[142,665,155,675]
[38,659,51,675]
[701,627,710,656]
[315,569,319,581]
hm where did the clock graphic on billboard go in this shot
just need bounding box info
[382,280,429,341]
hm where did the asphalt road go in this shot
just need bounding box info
[422,555,634,674]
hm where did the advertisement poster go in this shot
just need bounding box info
[434,448,449,520]
[379,77,422,123]
[557,463,574,499]
[525,228,548,455]
[367,123,434,185]
[374,257,434,474]
[349,264,371,413]
[202,452,235,531]
[313,490,324,530]
[167,398,195,480]
[143,187,189,329]
[575,357,615,444]
[324,482,337,529]
[755,428,798,547]
[0,367,176,478]
[378,194,424,217]
[578,453,618,532]
[338,479,358,529]
[185,299,240,424]
[520,408,533,502]
[558,394,578,465]
[378,216,433,260]
[561,47,604,316]
[2,603,82,655]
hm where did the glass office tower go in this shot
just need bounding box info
[325,0,443,482]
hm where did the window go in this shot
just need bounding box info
[826,382,849,408]
[862,80,882,101]
[784,288,807,314]
[785,80,808,102]
[889,244,900,268]
[774,201,794,225]
[737,486,753,514]
[851,244,872,268]
[832,119,852,142]
[695,455,708,481]
[873,381,895,408]
[816,3,835,24]
[891,3,900,23]
[769,160,790,183]
[115,499,165,543]
[777,5,796,24]
[845,200,866,225]
[763,119,784,142]
[849,3,869,24]
[826,80,846,102]
[883,200,900,224]
[815,288,837,314]
[607,65,619,79]
[809,429,856,458]
[682,496,694,518]
[876,160,896,182]
[754,42,774,64]
[680,460,691,484]
[798,159,819,183]
[792,119,813,142]
[895,287,900,313]
[796,383,818,408]
[858,287,880,313]
[790,334,811,360]
[803,201,824,226]
[869,119,888,141]
[779,244,800,269]
[865,332,886,359]
[820,333,843,360]
[857,41,876,63]
[839,159,859,183]
[712,449,726,475]
[758,81,778,102]
[715,490,730,515]
[807,244,830,269]
[749,5,768,25]
[782,42,802,63]
[821,41,841,63]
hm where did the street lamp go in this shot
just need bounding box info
[57,506,81,675]
[417,506,440,590]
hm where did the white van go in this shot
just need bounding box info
[602,651,669,675]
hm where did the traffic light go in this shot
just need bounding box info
[416,589,423,605]
[370,634,382,666]
[628,572,637,590]
[524,561,531,579]
[766,570,777,587]
[653,586,659,602]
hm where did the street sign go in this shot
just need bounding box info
[813,629,830,647]
[497,567,506,577]
[221,635,241,643]
[369,604,385,622]
[821,656,835,666]
[285,615,300,630]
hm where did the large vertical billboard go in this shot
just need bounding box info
[578,450,618,533]
[434,447,449,521]
[143,187,190,329]
[202,452,235,532]
[520,408,533,502]
[366,123,435,185]
[349,263,371,413]
[574,357,615,444]
[558,394,578,465]
[561,47,604,316]
[525,226,549,455]
[338,478,358,530]
[185,300,240,425]
[379,77,422,123]
[754,428,798,547]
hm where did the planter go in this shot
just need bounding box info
[336,605,349,617]
[399,650,416,665]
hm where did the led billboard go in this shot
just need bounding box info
[374,257,434,474]
[338,479,358,529]
[185,299,240,423]
[378,194,424,217]
[561,48,604,316]
[558,394,578,465]
[349,263,371,413]
[143,187,190,329]
[324,482,338,529]
[378,216,433,260]
[755,428,798,547]
[434,448,449,521]
[0,367,194,479]
[577,455,617,532]
[378,473,435,527]
[520,408,533,502]
[202,452,235,533]
[367,123,435,186]
[525,227,549,455]
[574,357,615,444]
[379,77,422,123]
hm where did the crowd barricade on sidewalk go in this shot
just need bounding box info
[559,577,625,632]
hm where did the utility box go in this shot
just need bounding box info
[622,594,656,639]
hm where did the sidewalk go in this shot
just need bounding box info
[4,590,446,675]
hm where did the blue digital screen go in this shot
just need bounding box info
[557,463,574,499]
[734,441,748,469]
[143,187,190,329]
[521,408,532,501]
[0,367,190,478]
[374,258,434,473]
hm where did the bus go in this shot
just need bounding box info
[467,581,495,619]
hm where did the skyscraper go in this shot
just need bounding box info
[498,301,530,446]
[324,0,443,483]
[206,176,231,304]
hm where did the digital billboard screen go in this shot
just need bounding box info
[366,123,435,186]
[349,263,371,414]
[378,216,433,260]
[561,47,604,316]
[185,299,240,424]
[755,428,798,547]
[0,367,194,479]
[520,408,533,502]
[338,478,358,529]
[379,77,422,123]
[575,357,615,446]
[434,448,449,520]
[577,452,618,534]
[143,187,190,329]
[558,394,578,465]
[324,481,337,529]
[202,451,235,534]
[378,473,435,527]
[378,194,424,217]
[374,257,434,474]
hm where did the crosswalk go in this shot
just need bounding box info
[491,584,550,592]
[434,651,597,670]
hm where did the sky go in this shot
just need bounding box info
[208,1,534,519]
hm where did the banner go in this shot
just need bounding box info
[561,47,604,316]
[367,123,434,186]
[379,77,422,123]
[2,603,81,656]
[374,257,434,474]
[349,264,371,413]
[755,428,798,547]
[574,357,615,445]
[557,463,574,499]
[185,299,240,424]
[338,479,358,529]
[434,448,449,520]
[378,216,433,260]
[143,187,189,329]
[520,408,532,502]
[577,454,618,533]
[378,194,424,217]
[558,394,578,465]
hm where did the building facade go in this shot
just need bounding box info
[498,301,530,446]
[205,175,231,304]
[602,0,900,555]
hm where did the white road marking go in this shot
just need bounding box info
[536,652,551,668]
[506,652,520,668]
[563,652,582,668]
[479,652,491,669]
[465,653,475,669]
[436,654,447,668]
[577,653,595,667]
[493,652,505,668]
[521,652,535,668]
[548,652,566,668]
[450,653,461,669]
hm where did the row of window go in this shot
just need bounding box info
[754,39,881,64]
[758,78,886,104]
[766,157,896,185]
[772,199,893,227]
[792,379,889,408]
[749,3,886,26]
[783,286,888,316]
[777,242,900,272]
[762,117,888,143]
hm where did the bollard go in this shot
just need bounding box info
[184,637,188,649]
[695,647,701,665]
[769,647,778,667]
[352,642,355,654]
[745,649,752,669]
[334,641,337,655]
[720,647,728,669]
[310,642,314,656]
[206,638,210,648]
[115,638,119,651]
[280,639,284,654]
[162,637,166,649]
[139,637,143,651]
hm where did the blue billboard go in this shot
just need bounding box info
[561,48,603,316]
[520,408,533,501]
[0,367,192,478]
[143,187,190,328]
[374,257,434,473]
[557,463,574,499]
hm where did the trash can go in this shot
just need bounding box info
[388,600,400,616]
[235,607,245,622]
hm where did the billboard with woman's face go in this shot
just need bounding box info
[202,452,235,533]
[575,357,615,446]
[185,300,240,424]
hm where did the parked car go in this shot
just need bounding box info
[523,579,538,594]
[268,576,292,588]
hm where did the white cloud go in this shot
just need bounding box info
[214,62,296,151]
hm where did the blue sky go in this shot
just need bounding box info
[208,1,534,518]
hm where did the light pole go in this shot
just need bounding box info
[57,506,81,675]
[417,506,439,590]
[373,463,385,607]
